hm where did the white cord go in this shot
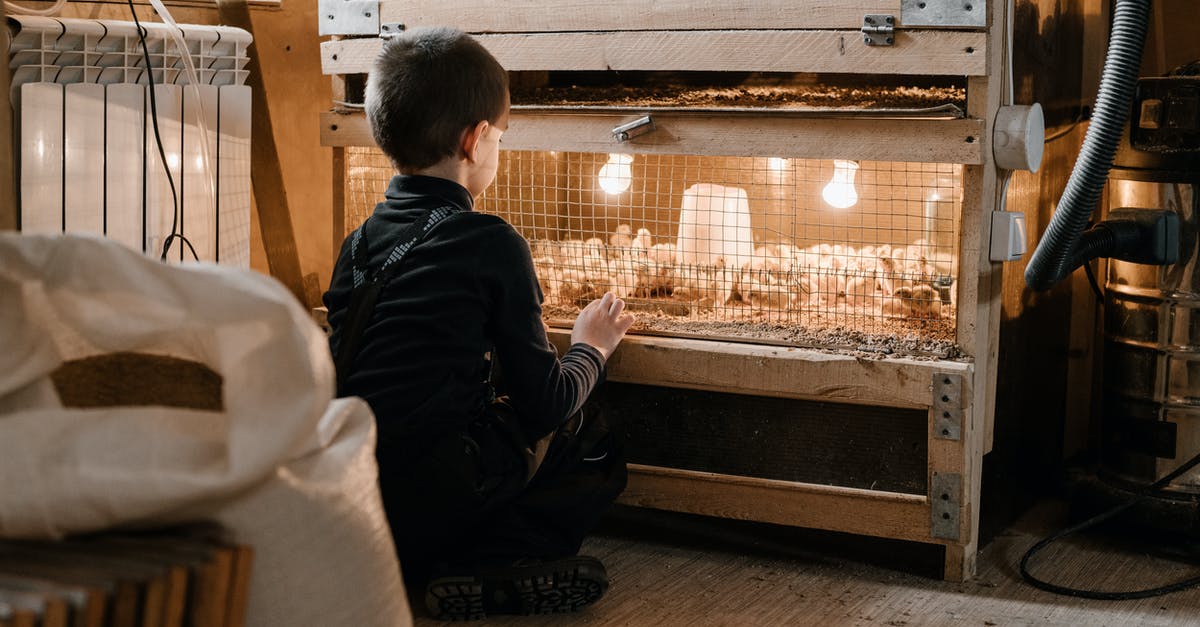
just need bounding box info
[4,0,68,16]
[147,0,217,219]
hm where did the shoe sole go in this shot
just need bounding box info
[426,558,608,620]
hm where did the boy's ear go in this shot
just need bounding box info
[460,120,490,163]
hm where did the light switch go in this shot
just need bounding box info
[990,211,1027,262]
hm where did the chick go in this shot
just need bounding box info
[889,284,942,319]
[609,224,634,249]
[903,283,942,319]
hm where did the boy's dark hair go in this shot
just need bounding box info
[365,27,509,171]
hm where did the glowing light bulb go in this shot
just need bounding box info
[822,159,859,209]
[598,153,633,195]
[166,152,181,170]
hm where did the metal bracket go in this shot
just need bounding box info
[380,22,405,38]
[612,116,656,142]
[933,372,962,441]
[319,0,380,37]
[931,472,962,540]
[901,0,987,28]
[861,15,895,46]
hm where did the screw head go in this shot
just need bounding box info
[865,36,873,44]
[885,16,894,24]
[886,36,894,44]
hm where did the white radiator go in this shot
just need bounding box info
[7,15,253,266]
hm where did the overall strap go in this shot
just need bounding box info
[335,205,459,395]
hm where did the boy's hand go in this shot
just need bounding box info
[571,292,635,361]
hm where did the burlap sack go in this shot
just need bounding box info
[0,233,411,626]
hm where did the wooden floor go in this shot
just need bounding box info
[412,501,1200,626]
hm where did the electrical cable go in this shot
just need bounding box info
[147,0,217,223]
[1081,257,1103,301]
[126,0,197,262]
[1020,449,1200,600]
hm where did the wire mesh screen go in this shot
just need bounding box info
[343,147,962,354]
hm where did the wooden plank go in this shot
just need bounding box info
[381,0,902,32]
[216,0,310,306]
[547,329,971,409]
[941,0,1008,584]
[321,110,985,164]
[322,30,986,76]
[1,1,16,231]
[620,464,937,544]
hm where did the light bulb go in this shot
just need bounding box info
[598,153,633,195]
[822,159,859,209]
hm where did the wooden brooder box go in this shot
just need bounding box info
[318,0,1013,581]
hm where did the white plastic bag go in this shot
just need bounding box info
[0,233,411,626]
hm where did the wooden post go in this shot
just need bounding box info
[331,146,346,259]
[216,0,310,306]
[1,1,17,231]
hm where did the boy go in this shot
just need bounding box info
[322,27,634,620]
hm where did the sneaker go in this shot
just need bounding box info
[424,555,609,620]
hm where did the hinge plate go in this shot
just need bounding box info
[380,22,405,38]
[861,15,895,47]
[318,0,380,37]
[901,0,987,28]
[931,472,962,540]
[933,372,963,441]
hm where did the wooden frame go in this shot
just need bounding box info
[381,0,907,32]
[323,30,986,76]
[320,0,1010,582]
[321,110,985,164]
[545,330,979,560]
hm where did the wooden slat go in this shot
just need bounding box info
[1,1,16,231]
[620,464,937,544]
[546,329,971,410]
[381,0,902,32]
[320,110,985,164]
[322,30,986,76]
[216,0,310,306]
[939,0,1008,584]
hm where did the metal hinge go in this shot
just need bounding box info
[862,15,895,46]
[318,0,380,37]
[931,472,962,540]
[380,22,405,38]
[901,0,987,28]
[933,372,962,441]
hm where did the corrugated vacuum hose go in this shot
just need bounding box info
[1023,0,1152,291]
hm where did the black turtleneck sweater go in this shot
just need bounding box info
[323,175,605,446]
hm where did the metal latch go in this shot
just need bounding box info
[612,116,655,142]
[380,22,405,38]
[862,15,895,46]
